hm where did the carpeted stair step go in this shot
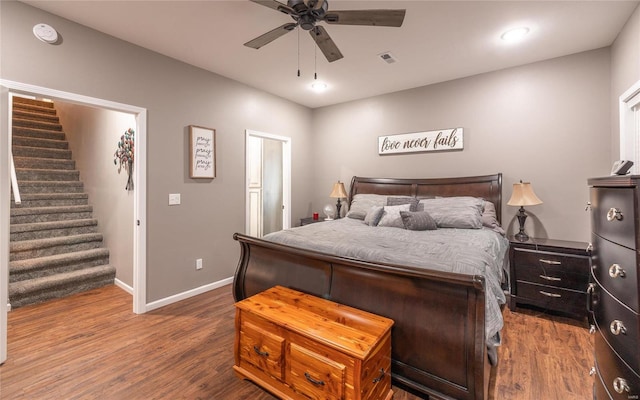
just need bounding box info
[13,156,75,171]
[9,232,104,261]
[13,97,54,109]
[10,219,98,241]
[9,248,110,283]
[11,193,89,208]
[13,109,60,123]
[16,168,79,181]
[12,117,62,132]
[15,180,84,194]
[12,145,71,160]
[10,205,93,224]
[8,264,116,308]
[12,126,66,141]
[12,135,68,150]
[13,101,57,115]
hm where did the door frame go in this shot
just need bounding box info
[0,79,148,363]
[244,129,291,235]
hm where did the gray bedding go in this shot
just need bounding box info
[263,217,509,351]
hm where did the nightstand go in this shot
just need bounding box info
[508,237,591,321]
[300,217,324,226]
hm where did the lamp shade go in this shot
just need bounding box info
[507,181,543,207]
[329,181,348,199]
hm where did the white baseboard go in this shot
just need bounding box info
[145,277,234,312]
[114,278,133,295]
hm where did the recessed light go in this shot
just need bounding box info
[501,27,530,43]
[311,81,328,92]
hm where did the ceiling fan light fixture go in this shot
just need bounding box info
[500,27,530,43]
[311,81,328,92]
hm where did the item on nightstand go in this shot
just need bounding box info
[507,180,543,242]
[323,204,336,220]
[329,181,348,219]
[313,212,319,220]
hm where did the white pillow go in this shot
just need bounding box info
[377,204,412,228]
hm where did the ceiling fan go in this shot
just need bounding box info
[244,0,406,63]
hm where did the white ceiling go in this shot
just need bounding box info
[22,0,639,109]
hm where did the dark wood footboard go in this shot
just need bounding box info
[232,233,492,400]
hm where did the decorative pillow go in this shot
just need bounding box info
[482,201,506,235]
[400,211,438,231]
[418,197,484,229]
[364,206,385,226]
[386,196,419,211]
[377,204,412,228]
[346,194,387,220]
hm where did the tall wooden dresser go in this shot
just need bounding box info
[588,176,640,399]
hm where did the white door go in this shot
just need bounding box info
[245,130,291,236]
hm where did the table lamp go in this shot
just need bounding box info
[507,180,543,242]
[329,181,348,219]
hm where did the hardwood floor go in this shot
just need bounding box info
[0,284,593,399]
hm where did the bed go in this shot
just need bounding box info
[232,174,508,400]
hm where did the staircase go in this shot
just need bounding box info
[9,97,116,308]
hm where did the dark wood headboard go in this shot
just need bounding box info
[348,173,503,223]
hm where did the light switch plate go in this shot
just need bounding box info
[169,193,181,205]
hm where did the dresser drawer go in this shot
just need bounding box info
[595,332,640,399]
[591,187,637,250]
[592,279,640,374]
[516,281,587,316]
[591,234,639,313]
[513,248,589,291]
[238,317,285,381]
[289,342,346,400]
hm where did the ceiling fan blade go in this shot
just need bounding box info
[249,0,297,16]
[324,10,406,27]
[244,23,297,49]
[309,26,343,63]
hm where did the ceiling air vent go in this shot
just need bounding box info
[378,52,397,64]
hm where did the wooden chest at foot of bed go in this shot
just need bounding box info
[233,285,394,400]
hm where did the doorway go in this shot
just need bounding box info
[245,130,291,237]
[0,79,148,364]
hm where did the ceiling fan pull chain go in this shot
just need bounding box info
[314,42,318,80]
[297,26,301,77]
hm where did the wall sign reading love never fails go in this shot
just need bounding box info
[378,128,463,155]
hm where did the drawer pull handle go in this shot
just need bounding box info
[253,346,269,358]
[613,377,630,394]
[589,325,596,334]
[304,372,325,386]
[608,264,626,278]
[373,368,385,384]
[540,291,561,298]
[539,259,562,265]
[589,367,596,376]
[606,207,623,221]
[539,275,561,282]
[609,320,627,336]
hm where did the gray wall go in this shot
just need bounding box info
[56,102,136,287]
[311,49,612,242]
[1,1,314,302]
[611,4,640,161]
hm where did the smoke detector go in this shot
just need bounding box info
[378,52,397,64]
[33,23,58,44]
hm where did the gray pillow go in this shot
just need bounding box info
[346,194,387,220]
[364,206,384,226]
[387,196,419,211]
[418,197,484,229]
[377,204,412,228]
[400,211,438,231]
[482,201,506,235]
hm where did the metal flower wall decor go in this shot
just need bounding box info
[113,128,134,191]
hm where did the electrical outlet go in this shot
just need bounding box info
[196,258,203,270]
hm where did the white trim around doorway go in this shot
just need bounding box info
[0,81,148,330]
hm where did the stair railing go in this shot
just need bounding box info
[10,152,21,205]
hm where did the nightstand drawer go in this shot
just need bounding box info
[513,248,589,291]
[516,282,587,316]
[591,234,639,313]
